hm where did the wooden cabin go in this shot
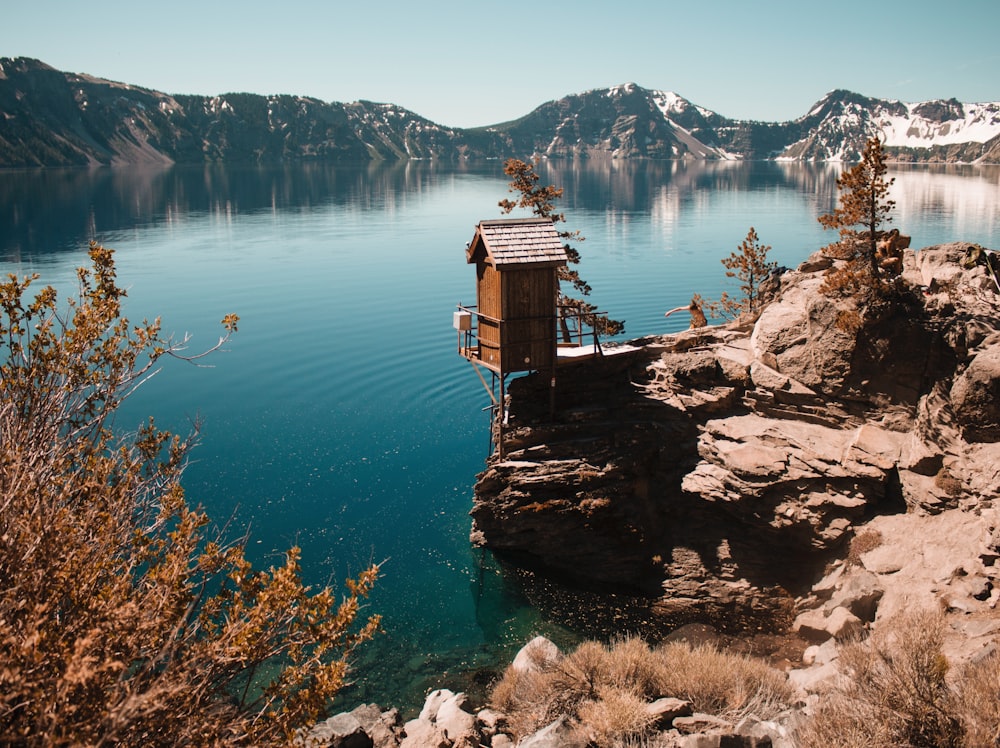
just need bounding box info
[457,217,567,375]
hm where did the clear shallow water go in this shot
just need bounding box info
[2,160,998,711]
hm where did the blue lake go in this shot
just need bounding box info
[1,159,998,711]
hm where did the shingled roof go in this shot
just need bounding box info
[466,218,568,268]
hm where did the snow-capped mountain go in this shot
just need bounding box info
[489,82,738,160]
[2,58,998,167]
[780,89,1000,162]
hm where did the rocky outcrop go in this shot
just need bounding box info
[470,242,1000,634]
[317,244,999,747]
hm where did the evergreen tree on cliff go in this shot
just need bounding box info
[818,137,900,331]
[819,136,896,275]
[500,158,625,337]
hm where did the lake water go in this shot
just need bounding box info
[2,159,998,712]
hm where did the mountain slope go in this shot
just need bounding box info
[2,58,999,166]
[779,89,1000,161]
[0,57,504,166]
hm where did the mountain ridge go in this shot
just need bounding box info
[2,57,999,167]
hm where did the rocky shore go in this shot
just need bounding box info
[312,242,1000,747]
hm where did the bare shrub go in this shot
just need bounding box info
[934,468,964,497]
[798,608,963,748]
[603,636,661,694]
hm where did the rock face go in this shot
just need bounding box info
[470,243,1000,632]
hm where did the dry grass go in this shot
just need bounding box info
[846,527,883,567]
[490,636,793,744]
[574,686,657,747]
[798,609,964,748]
[934,468,964,497]
[954,651,1000,747]
[652,641,794,722]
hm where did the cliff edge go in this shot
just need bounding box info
[470,242,1000,639]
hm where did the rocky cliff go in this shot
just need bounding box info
[470,243,1000,637]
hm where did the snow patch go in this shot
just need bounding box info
[880,101,1000,147]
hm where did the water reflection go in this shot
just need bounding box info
[0,161,508,263]
[4,160,998,266]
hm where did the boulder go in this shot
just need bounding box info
[793,605,862,642]
[951,340,1000,442]
[510,636,560,673]
[400,689,478,748]
[306,712,372,748]
[826,569,884,622]
[516,717,572,748]
[399,718,447,748]
[673,713,735,735]
[749,273,855,396]
[645,697,694,727]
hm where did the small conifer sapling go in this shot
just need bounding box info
[500,158,625,337]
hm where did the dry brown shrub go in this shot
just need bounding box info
[602,637,660,694]
[491,635,792,744]
[0,245,380,746]
[573,685,656,747]
[489,666,565,740]
[652,641,793,721]
[953,651,1000,747]
[934,468,964,497]
[798,608,963,748]
[847,527,883,567]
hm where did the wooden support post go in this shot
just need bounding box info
[497,372,506,459]
[549,370,556,421]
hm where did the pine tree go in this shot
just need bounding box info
[717,226,778,320]
[817,138,899,331]
[500,158,625,337]
[819,136,896,275]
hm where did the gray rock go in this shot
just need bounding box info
[308,712,372,748]
[401,689,478,748]
[749,273,854,396]
[516,717,571,748]
[826,569,884,622]
[646,697,694,727]
[951,342,1000,442]
[511,636,560,673]
[435,693,476,744]
[802,638,839,667]
[787,661,839,695]
[824,606,864,641]
[399,717,447,748]
[673,713,734,735]
[793,609,832,642]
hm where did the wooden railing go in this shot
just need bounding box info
[454,303,607,366]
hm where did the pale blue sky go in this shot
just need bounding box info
[4,0,998,128]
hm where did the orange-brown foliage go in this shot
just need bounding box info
[0,244,379,746]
